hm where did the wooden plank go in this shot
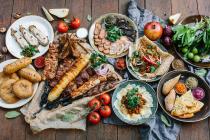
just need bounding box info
[88,1,118,140]
[0,0,14,61]
[118,0,144,139]
[145,0,171,20]
[171,0,209,140]
[54,1,91,140]
[0,0,25,140]
[171,0,198,21]
[197,0,210,16]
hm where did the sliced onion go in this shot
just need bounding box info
[95,64,109,75]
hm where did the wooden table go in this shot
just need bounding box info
[0,0,209,140]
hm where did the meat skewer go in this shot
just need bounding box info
[70,75,107,99]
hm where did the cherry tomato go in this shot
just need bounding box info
[99,105,111,118]
[70,17,81,29]
[57,21,69,33]
[34,56,45,69]
[99,93,111,105]
[88,98,101,111]
[87,112,101,125]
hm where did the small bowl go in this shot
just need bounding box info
[112,80,158,125]
[157,70,210,122]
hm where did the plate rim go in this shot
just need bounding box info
[157,70,210,122]
[112,80,158,125]
[5,15,54,59]
[88,13,138,58]
[0,59,39,109]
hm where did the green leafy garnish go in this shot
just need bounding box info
[5,111,21,119]
[21,45,39,57]
[106,26,123,42]
[150,66,156,73]
[126,88,140,109]
[90,52,107,68]
[172,17,210,55]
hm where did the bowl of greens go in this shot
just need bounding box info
[89,13,138,58]
[173,15,210,68]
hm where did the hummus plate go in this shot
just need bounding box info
[112,80,158,125]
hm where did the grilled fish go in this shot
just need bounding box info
[19,25,39,47]
[29,25,49,46]
[11,28,29,48]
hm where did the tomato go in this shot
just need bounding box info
[99,93,111,105]
[99,105,111,118]
[88,98,101,111]
[57,21,69,33]
[87,112,101,125]
[115,58,126,70]
[34,56,45,69]
[70,17,81,29]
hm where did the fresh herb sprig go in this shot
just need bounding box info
[172,17,210,53]
[106,26,123,42]
[21,45,39,57]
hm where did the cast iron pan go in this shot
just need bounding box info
[157,70,210,122]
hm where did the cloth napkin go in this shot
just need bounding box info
[104,0,209,140]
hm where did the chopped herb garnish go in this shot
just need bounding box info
[126,88,140,109]
[21,45,39,57]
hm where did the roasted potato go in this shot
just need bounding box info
[3,57,32,74]
[18,68,41,82]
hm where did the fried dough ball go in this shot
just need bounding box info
[0,72,10,86]
[0,79,19,104]
[13,79,33,99]
[10,73,19,81]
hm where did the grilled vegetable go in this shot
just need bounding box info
[19,25,39,46]
[47,54,90,102]
[29,25,49,46]
[3,57,32,74]
[11,28,29,48]
[18,67,41,82]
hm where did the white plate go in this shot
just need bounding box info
[6,15,54,59]
[0,59,39,109]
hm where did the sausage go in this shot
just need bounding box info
[19,25,39,47]
[3,57,32,74]
[11,28,29,49]
[29,25,49,46]
[18,67,41,82]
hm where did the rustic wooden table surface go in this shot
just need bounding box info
[0,0,209,140]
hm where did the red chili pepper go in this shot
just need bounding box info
[143,56,157,66]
